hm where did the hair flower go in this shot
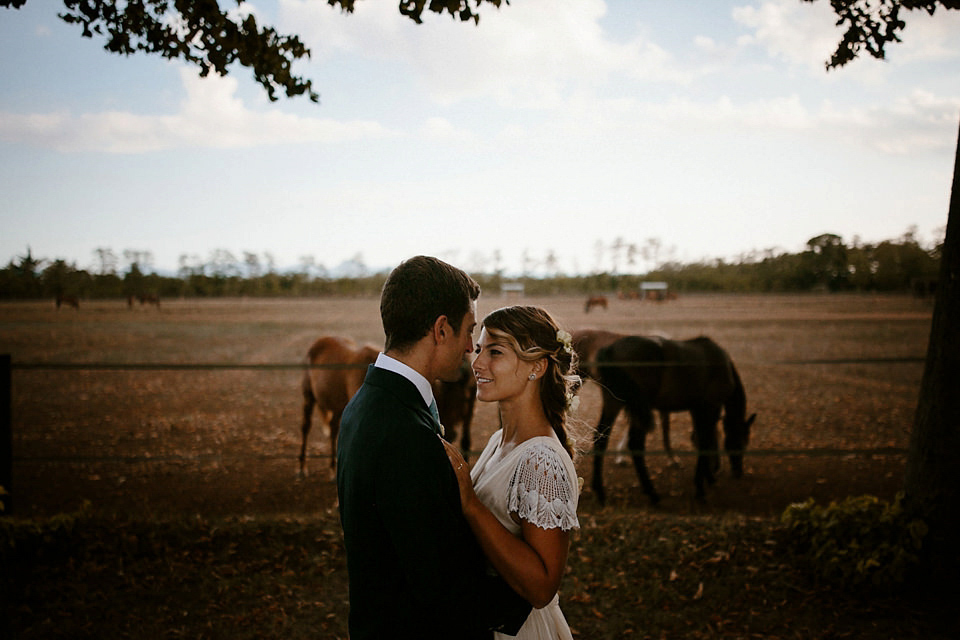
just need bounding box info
[566,392,580,412]
[557,329,574,355]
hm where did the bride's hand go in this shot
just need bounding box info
[440,437,476,509]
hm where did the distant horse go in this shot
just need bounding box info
[299,337,478,475]
[572,329,679,465]
[300,336,379,476]
[589,333,755,504]
[55,294,79,310]
[131,294,161,308]
[584,295,608,313]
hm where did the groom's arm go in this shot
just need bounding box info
[473,574,532,636]
[377,422,515,635]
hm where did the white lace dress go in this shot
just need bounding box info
[470,430,580,640]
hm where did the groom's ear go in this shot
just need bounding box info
[432,315,450,344]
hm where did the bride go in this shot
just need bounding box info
[442,305,583,640]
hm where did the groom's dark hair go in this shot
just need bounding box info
[380,255,480,353]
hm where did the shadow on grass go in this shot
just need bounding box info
[2,504,957,639]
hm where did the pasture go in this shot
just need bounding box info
[2,293,952,639]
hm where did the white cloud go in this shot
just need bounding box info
[891,9,960,63]
[733,0,843,72]
[0,68,393,153]
[419,117,481,147]
[513,88,960,157]
[281,0,691,108]
[735,0,960,71]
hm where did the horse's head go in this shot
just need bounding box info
[723,412,755,478]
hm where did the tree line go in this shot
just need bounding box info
[0,228,942,301]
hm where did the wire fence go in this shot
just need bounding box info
[1,354,922,468]
[7,356,926,371]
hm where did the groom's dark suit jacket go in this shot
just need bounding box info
[337,365,530,640]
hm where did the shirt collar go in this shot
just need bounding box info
[375,352,435,409]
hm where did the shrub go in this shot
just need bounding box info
[0,500,92,569]
[780,492,927,590]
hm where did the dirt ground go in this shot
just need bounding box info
[1,293,929,521]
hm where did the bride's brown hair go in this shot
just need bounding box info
[481,306,582,459]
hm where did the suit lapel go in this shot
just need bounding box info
[364,366,440,434]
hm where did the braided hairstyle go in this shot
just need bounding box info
[481,306,582,459]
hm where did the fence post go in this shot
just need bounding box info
[1,354,11,515]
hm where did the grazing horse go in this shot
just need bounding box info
[127,294,160,308]
[584,295,608,313]
[300,336,379,476]
[587,333,755,504]
[572,329,679,465]
[55,294,79,310]
[299,337,479,475]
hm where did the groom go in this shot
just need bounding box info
[337,255,530,640]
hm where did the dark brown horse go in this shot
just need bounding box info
[128,293,161,308]
[572,329,678,465]
[299,337,479,475]
[55,294,79,310]
[581,332,756,504]
[584,295,608,313]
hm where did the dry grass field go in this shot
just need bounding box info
[2,293,929,519]
[3,292,952,639]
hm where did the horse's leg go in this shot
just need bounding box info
[591,392,623,506]
[627,411,660,505]
[691,409,721,500]
[660,410,679,468]
[299,374,315,477]
[613,428,630,466]
[692,422,720,475]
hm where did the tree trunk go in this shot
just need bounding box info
[903,114,960,583]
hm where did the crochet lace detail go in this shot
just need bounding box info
[507,441,580,531]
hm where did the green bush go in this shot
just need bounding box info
[780,492,927,590]
[0,500,92,568]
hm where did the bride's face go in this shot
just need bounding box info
[472,328,537,404]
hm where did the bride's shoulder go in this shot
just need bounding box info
[514,435,569,468]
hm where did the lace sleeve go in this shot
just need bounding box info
[507,442,580,531]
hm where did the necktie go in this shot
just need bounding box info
[428,399,443,436]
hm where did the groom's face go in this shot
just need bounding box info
[437,301,477,382]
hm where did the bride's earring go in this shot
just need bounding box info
[528,374,536,380]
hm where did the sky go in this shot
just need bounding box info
[1,0,959,277]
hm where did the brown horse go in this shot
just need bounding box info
[584,295,608,313]
[572,329,678,464]
[127,294,160,308]
[300,336,379,476]
[299,337,479,475]
[55,294,79,310]
[589,334,756,504]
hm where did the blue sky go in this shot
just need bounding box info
[1,0,959,276]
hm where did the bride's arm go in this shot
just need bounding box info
[442,439,569,609]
